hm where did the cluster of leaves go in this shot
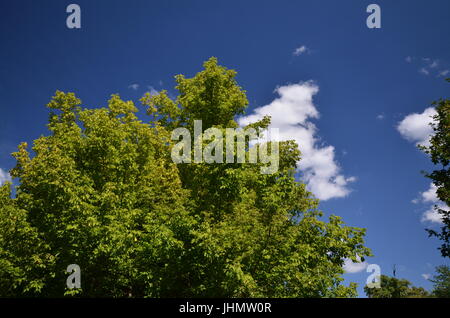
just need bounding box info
[0,57,371,297]
[429,265,450,297]
[420,79,450,258]
[364,265,450,298]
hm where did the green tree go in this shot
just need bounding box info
[0,184,55,296]
[421,79,450,258]
[0,57,371,297]
[364,275,429,298]
[6,92,194,297]
[430,265,450,297]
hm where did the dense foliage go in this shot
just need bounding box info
[430,265,450,297]
[0,58,371,297]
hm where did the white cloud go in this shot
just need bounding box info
[422,206,444,224]
[0,168,11,186]
[397,107,436,147]
[419,67,430,76]
[146,85,159,95]
[343,257,369,274]
[421,183,439,203]
[430,60,439,69]
[238,82,355,201]
[415,183,447,224]
[128,83,139,90]
[422,273,431,280]
[293,45,310,56]
[408,56,450,78]
[376,114,385,120]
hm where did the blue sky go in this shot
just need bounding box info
[0,0,449,296]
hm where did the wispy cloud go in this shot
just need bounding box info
[128,83,140,90]
[429,60,439,69]
[376,114,385,120]
[146,85,159,95]
[407,56,450,78]
[419,67,430,76]
[293,45,311,56]
[238,82,355,201]
[422,273,431,280]
[438,69,449,77]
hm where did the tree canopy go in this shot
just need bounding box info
[430,265,450,298]
[420,79,450,258]
[0,57,371,297]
